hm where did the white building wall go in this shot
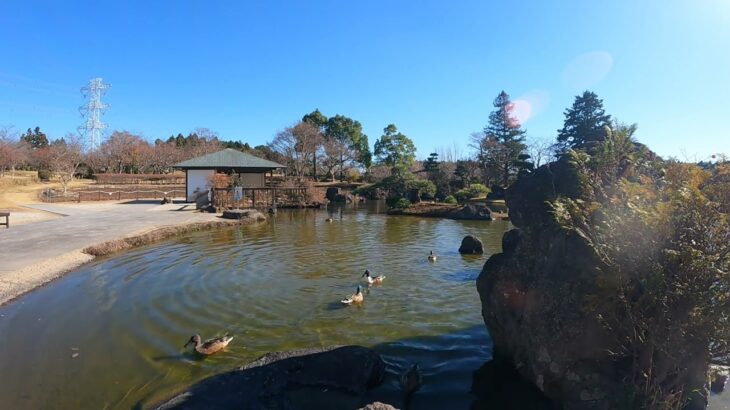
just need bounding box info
[186,169,215,202]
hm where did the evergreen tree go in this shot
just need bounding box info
[324,115,370,180]
[424,152,440,173]
[20,126,49,149]
[483,91,528,187]
[373,124,416,173]
[557,90,612,150]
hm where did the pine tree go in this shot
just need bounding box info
[483,91,528,187]
[557,91,612,150]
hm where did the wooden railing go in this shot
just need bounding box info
[212,187,310,209]
[41,189,185,203]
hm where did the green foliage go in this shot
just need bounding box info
[37,168,51,180]
[407,178,436,200]
[443,195,457,204]
[20,127,49,149]
[302,109,328,129]
[324,114,371,176]
[386,197,411,209]
[548,136,730,408]
[373,124,416,172]
[557,90,612,150]
[424,152,439,173]
[454,183,490,203]
[479,91,530,187]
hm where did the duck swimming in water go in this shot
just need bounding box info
[340,285,364,305]
[184,334,234,355]
[326,217,333,222]
[362,270,386,285]
[427,251,437,262]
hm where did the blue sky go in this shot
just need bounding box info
[1,0,728,161]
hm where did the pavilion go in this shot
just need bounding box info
[174,148,285,202]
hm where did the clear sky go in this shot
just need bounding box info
[1,0,728,161]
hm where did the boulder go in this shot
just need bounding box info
[450,204,493,220]
[475,155,709,409]
[222,209,265,221]
[710,365,729,394]
[155,346,385,410]
[458,235,484,254]
[325,187,340,202]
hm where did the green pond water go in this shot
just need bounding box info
[0,202,510,409]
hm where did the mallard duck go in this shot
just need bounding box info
[400,363,423,396]
[184,334,233,355]
[362,270,386,284]
[427,251,437,262]
[326,217,333,222]
[340,285,364,304]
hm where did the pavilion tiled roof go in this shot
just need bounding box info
[174,149,285,169]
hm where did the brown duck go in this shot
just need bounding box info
[184,334,234,355]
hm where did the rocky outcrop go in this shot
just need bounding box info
[325,187,352,203]
[221,209,263,220]
[155,346,385,410]
[387,203,507,221]
[458,235,484,254]
[475,155,709,409]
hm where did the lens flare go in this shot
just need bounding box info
[562,51,613,90]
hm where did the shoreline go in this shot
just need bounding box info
[0,212,266,306]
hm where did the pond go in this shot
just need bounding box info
[0,201,510,409]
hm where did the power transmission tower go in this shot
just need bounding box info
[78,78,110,151]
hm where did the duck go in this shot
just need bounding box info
[400,362,423,397]
[184,334,234,355]
[326,217,334,222]
[340,285,364,305]
[427,251,437,262]
[362,270,386,285]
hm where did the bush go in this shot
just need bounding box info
[37,169,52,181]
[454,183,490,203]
[443,195,457,204]
[386,196,411,209]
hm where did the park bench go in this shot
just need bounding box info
[0,211,8,229]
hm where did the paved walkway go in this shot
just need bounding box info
[0,201,220,304]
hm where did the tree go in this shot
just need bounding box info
[302,109,328,179]
[557,90,612,150]
[100,131,146,173]
[324,115,370,180]
[20,126,49,150]
[269,121,322,179]
[46,134,83,193]
[482,91,529,187]
[0,127,26,177]
[373,124,417,173]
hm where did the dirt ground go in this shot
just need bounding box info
[0,171,94,225]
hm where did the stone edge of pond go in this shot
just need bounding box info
[153,345,387,410]
[386,203,508,221]
[0,211,266,307]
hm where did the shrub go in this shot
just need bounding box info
[386,196,411,209]
[454,183,490,203]
[37,169,52,181]
[443,195,457,204]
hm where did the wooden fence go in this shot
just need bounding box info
[212,187,311,209]
[41,188,185,203]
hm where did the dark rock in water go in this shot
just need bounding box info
[222,209,261,220]
[471,353,556,410]
[458,235,484,254]
[358,402,397,410]
[155,346,385,410]
[451,204,493,220]
[710,365,729,394]
[475,156,710,409]
[325,187,341,202]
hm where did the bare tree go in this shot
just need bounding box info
[47,134,83,194]
[269,122,322,180]
[526,137,556,168]
[321,138,355,182]
[0,126,26,177]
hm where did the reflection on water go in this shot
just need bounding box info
[0,202,509,409]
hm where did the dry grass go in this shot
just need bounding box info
[83,213,266,257]
[0,173,93,209]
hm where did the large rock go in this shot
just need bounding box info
[475,156,708,409]
[156,346,385,410]
[450,204,493,220]
[357,402,397,410]
[458,235,484,254]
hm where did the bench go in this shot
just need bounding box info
[0,212,8,229]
